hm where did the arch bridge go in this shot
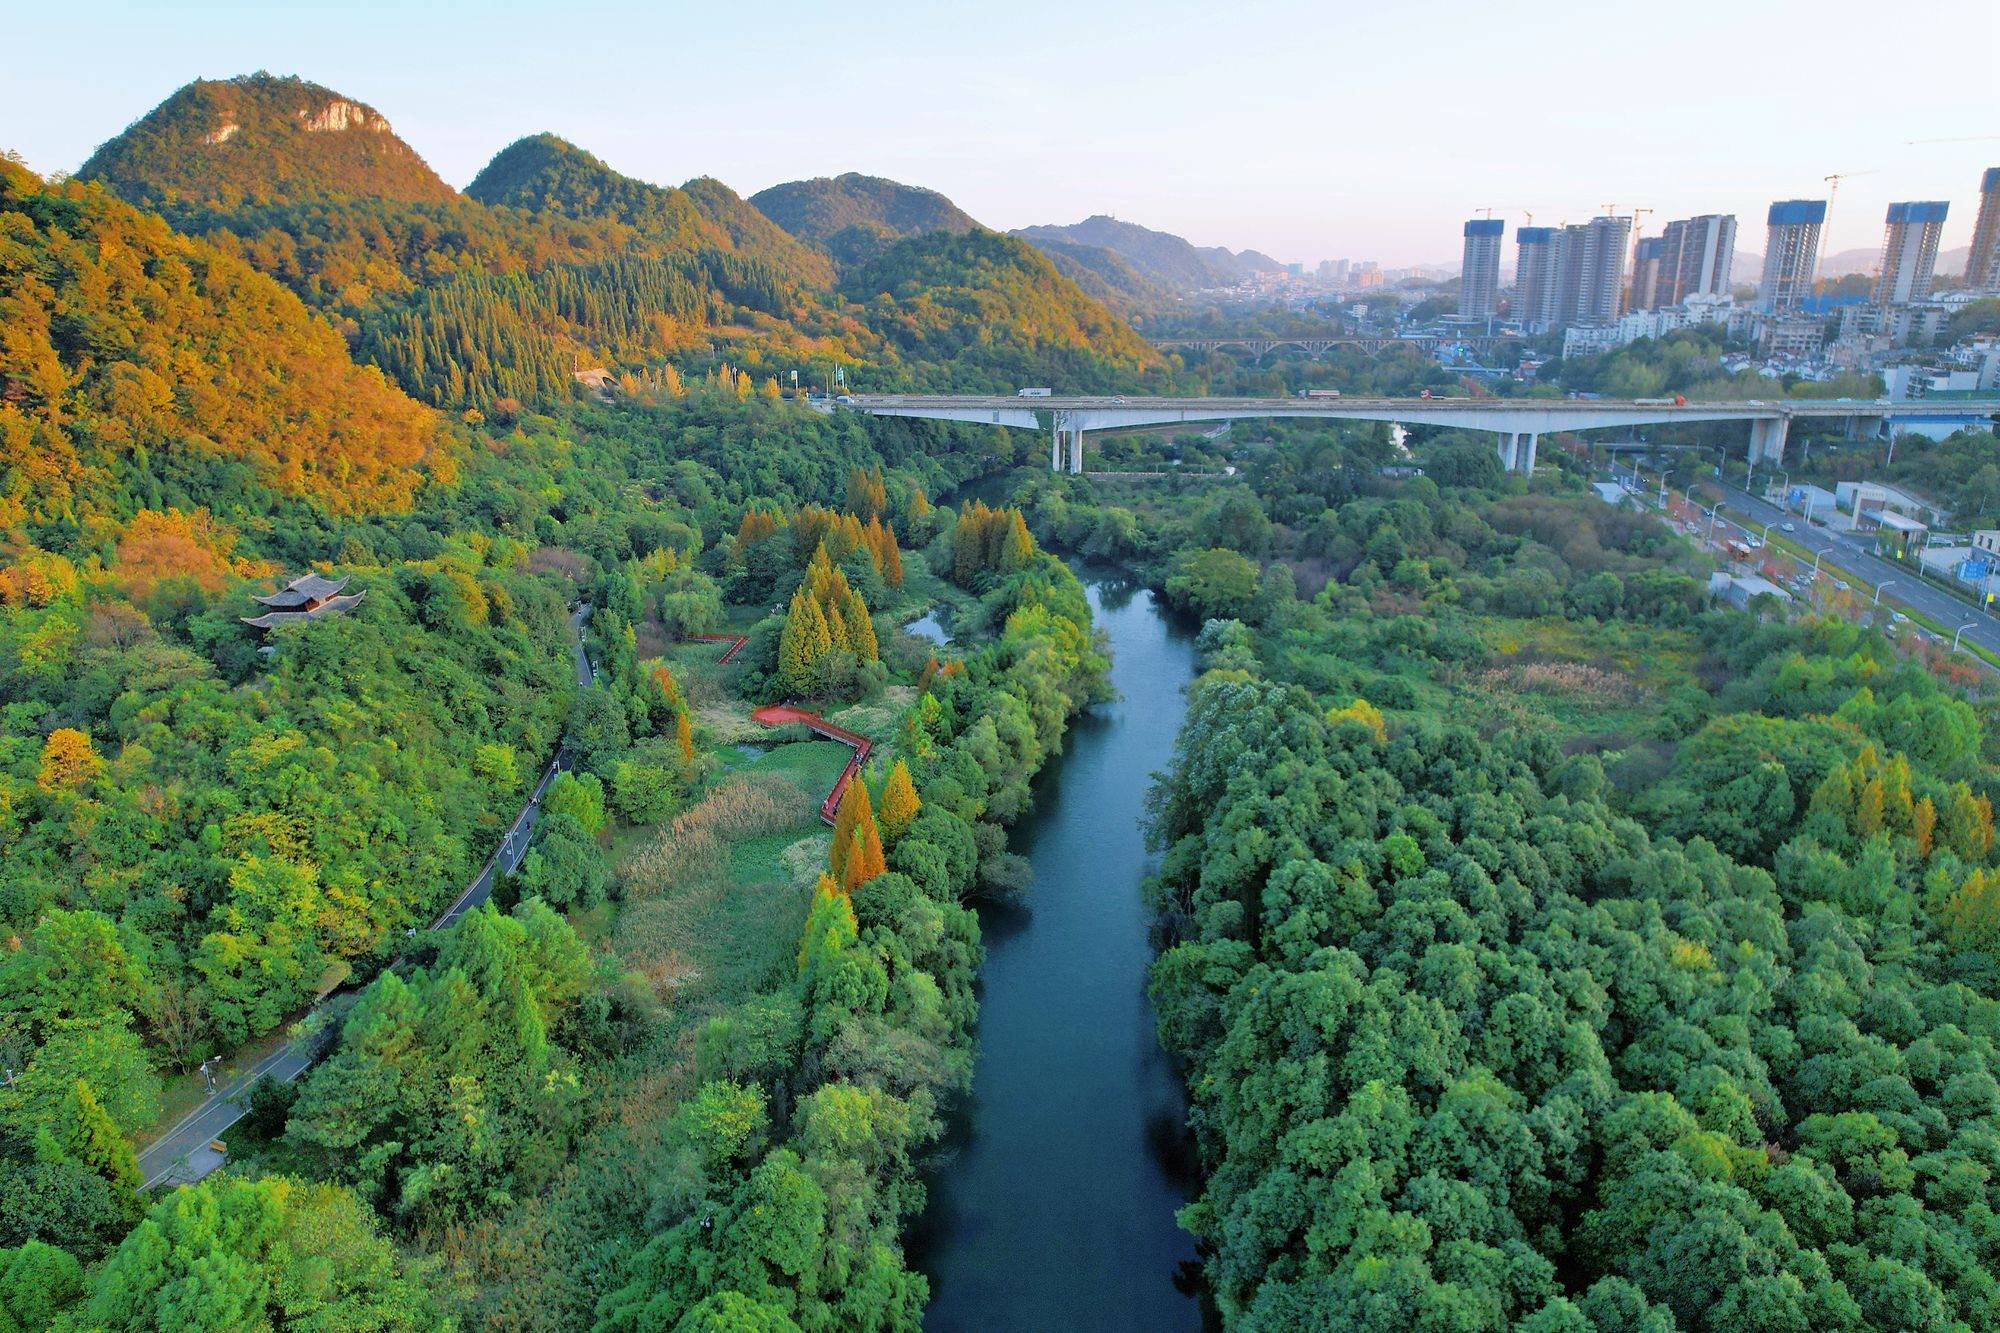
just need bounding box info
[832,394,2000,475]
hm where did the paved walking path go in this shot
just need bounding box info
[137,604,597,1189]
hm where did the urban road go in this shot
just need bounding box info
[1709,481,2000,658]
[1615,465,2000,661]
[136,604,598,1189]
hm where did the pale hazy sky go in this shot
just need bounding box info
[7,0,1997,266]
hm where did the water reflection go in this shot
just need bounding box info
[912,570,1207,1332]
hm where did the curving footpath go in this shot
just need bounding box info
[693,633,875,823]
[137,603,598,1189]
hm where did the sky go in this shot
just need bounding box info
[6,0,1998,267]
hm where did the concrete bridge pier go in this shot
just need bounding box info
[1050,412,1085,473]
[1748,416,1790,465]
[1497,431,1539,474]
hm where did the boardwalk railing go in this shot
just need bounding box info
[691,632,750,664]
[750,705,873,824]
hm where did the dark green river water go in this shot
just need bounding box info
[912,568,1206,1330]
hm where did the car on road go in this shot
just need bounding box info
[1892,612,1910,624]
[1781,522,1796,532]
[1835,580,1850,591]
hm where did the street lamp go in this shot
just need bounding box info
[1873,579,1894,605]
[1954,619,1978,653]
[1811,549,1825,577]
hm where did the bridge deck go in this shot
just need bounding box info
[844,393,1998,420]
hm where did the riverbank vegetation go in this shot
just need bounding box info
[6,130,1117,1322]
[991,419,2000,1327]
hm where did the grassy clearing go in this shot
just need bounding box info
[614,766,829,1026]
[725,738,853,791]
[1457,615,1699,742]
[827,686,916,761]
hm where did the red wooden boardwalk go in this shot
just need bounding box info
[691,632,749,664]
[751,704,874,824]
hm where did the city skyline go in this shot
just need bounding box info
[4,0,1995,268]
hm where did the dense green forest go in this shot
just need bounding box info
[14,61,2000,1333]
[975,415,2000,1327]
[6,83,1118,1319]
[748,172,979,269]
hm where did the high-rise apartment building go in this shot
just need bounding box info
[1654,214,1737,305]
[1967,168,2000,293]
[1759,200,1826,311]
[1459,219,1504,321]
[1629,236,1665,312]
[1514,227,1559,332]
[1514,219,1630,331]
[1552,216,1632,327]
[1873,201,1949,306]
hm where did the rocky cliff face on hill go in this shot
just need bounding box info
[78,73,456,209]
[71,74,1171,404]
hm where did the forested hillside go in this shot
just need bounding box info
[751,172,980,267]
[1019,234,1173,315]
[70,75,1170,410]
[1,133,1091,1312]
[0,158,440,523]
[1015,213,1284,297]
[467,133,835,289]
[845,228,1171,391]
[77,73,455,210]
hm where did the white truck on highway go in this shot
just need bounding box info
[1016,387,1053,397]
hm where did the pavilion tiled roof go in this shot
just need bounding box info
[253,572,350,608]
[241,591,366,630]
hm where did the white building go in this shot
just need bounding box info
[1884,365,1986,400]
[1655,214,1737,305]
[1560,294,1733,357]
[1836,480,1950,527]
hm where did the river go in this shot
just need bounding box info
[911,567,1206,1331]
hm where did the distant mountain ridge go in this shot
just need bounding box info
[71,76,1167,403]
[78,73,455,209]
[750,173,980,267]
[1013,215,1286,296]
[468,134,834,287]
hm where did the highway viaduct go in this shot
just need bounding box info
[830,394,2000,475]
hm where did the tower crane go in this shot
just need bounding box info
[1820,169,1879,281]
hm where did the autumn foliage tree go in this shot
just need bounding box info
[950,500,1035,583]
[776,546,879,696]
[879,760,921,842]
